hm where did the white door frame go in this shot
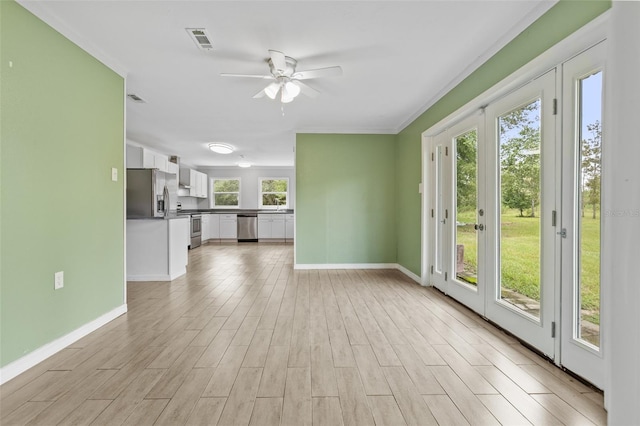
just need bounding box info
[559,41,606,389]
[483,69,557,358]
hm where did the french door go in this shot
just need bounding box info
[427,70,557,358]
[428,117,485,315]
[560,42,605,388]
[425,44,606,386]
[484,70,557,358]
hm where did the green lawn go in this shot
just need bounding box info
[455,208,600,318]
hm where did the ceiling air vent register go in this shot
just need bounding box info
[127,94,146,103]
[186,28,213,51]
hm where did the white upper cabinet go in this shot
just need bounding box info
[179,168,208,199]
[127,145,176,174]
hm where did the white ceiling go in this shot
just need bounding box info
[21,0,555,168]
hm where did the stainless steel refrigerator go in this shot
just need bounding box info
[126,168,178,218]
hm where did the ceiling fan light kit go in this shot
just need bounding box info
[208,143,234,154]
[221,49,342,104]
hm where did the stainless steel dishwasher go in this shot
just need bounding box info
[237,213,258,242]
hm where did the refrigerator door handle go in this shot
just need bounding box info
[163,185,170,217]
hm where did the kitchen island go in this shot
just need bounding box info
[126,216,189,281]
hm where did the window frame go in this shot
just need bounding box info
[210,177,241,209]
[258,177,289,210]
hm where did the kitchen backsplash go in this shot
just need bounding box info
[177,197,200,210]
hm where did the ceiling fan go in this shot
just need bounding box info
[221,50,342,103]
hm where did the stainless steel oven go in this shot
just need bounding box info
[190,214,202,249]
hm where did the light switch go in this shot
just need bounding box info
[418,183,423,194]
[111,168,118,182]
[54,271,64,290]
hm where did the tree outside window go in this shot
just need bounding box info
[259,178,288,209]
[212,178,240,208]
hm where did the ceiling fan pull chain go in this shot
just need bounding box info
[281,104,285,117]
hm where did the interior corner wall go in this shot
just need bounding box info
[296,134,396,265]
[0,1,125,368]
[394,0,611,277]
[604,1,640,422]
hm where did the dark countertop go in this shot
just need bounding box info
[177,209,294,216]
[127,214,188,220]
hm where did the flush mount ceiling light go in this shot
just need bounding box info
[208,143,234,154]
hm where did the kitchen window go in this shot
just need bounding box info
[211,178,240,208]
[259,178,288,209]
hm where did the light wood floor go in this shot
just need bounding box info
[1,244,606,425]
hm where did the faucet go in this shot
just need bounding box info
[275,198,280,211]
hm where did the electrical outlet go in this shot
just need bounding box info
[54,271,64,290]
[111,167,118,182]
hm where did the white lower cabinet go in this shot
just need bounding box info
[201,214,210,241]
[209,214,220,239]
[126,217,189,281]
[285,214,294,241]
[219,214,237,239]
[258,214,285,240]
[201,214,221,242]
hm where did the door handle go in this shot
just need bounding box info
[474,224,484,231]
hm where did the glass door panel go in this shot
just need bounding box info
[426,117,485,314]
[561,41,605,389]
[498,99,542,319]
[485,69,556,358]
[577,71,602,348]
[455,129,479,287]
[435,144,445,275]
[447,117,485,315]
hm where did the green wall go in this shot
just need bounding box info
[1,2,125,367]
[296,134,396,264]
[395,0,611,276]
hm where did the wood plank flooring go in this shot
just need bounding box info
[1,244,606,425]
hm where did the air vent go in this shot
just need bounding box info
[186,28,213,50]
[127,93,146,103]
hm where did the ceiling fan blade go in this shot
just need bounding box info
[292,66,342,80]
[252,89,266,99]
[269,50,287,74]
[220,73,274,80]
[292,80,320,98]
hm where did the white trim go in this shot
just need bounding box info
[16,1,128,78]
[0,304,127,385]
[395,264,421,284]
[258,177,290,210]
[294,263,421,284]
[126,272,183,282]
[397,0,558,133]
[422,11,609,139]
[295,263,397,270]
[210,177,241,209]
[123,79,128,308]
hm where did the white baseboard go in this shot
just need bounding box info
[127,270,186,281]
[395,264,422,283]
[0,304,127,385]
[295,263,399,270]
[294,262,422,284]
[126,274,171,281]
